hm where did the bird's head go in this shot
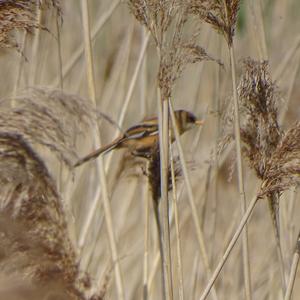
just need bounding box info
[174,109,204,133]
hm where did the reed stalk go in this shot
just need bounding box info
[157,92,173,300]
[169,100,219,300]
[228,44,252,300]
[80,1,124,299]
[200,195,259,300]
[284,234,300,300]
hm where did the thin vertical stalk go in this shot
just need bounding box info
[152,188,166,300]
[52,0,120,87]
[274,51,300,296]
[279,50,300,123]
[157,93,173,300]
[143,185,150,300]
[247,1,264,60]
[100,24,134,109]
[274,35,300,81]
[257,0,268,59]
[170,146,184,300]
[200,195,259,300]
[288,188,297,246]
[268,197,287,295]
[229,44,252,300]
[140,29,148,116]
[78,29,149,255]
[110,22,133,113]
[56,10,64,193]
[148,253,161,297]
[168,100,219,300]
[148,183,187,298]
[78,28,148,251]
[284,234,300,300]
[56,11,63,90]
[80,1,124,299]
[191,255,200,299]
[222,1,251,298]
[75,25,134,246]
[210,34,222,261]
[105,32,150,168]
[30,2,42,85]
[13,32,27,105]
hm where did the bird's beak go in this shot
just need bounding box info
[195,119,204,126]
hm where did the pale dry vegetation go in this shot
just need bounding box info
[0,1,300,300]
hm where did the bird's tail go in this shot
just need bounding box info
[74,138,121,167]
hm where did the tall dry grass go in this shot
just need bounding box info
[1,0,300,300]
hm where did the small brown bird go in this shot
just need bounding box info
[74,109,203,167]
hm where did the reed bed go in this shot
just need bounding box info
[0,1,300,299]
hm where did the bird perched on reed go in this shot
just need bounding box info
[74,109,203,167]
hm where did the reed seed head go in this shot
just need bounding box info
[0,0,61,50]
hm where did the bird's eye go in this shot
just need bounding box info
[187,113,196,123]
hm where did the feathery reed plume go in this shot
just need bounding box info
[0,132,86,299]
[238,59,281,178]
[0,0,61,50]
[237,60,282,240]
[237,59,286,290]
[236,59,298,293]
[0,88,95,168]
[187,0,240,46]
[258,122,300,293]
[158,40,223,100]
[201,59,300,299]
[128,0,222,100]
[0,88,104,299]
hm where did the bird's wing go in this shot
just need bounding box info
[124,121,158,140]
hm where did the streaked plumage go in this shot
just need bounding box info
[74,109,203,167]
